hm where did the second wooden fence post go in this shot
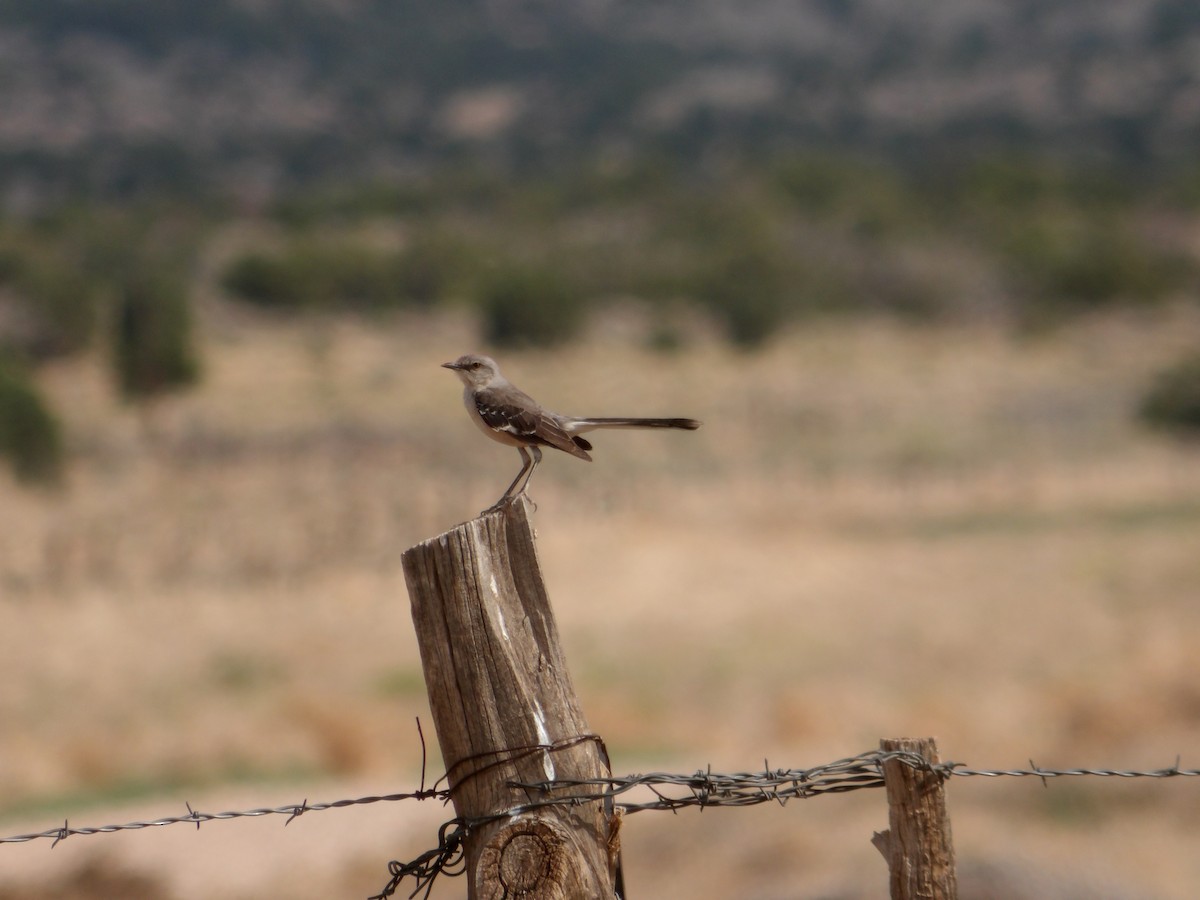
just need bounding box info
[872,736,958,900]
[402,498,620,899]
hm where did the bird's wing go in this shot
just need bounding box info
[475,389,591,459]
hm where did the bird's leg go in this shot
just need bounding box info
[484,446,534,513]
[513,446,542,499]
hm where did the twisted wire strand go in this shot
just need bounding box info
[3,745,1195,898]
[3,750,1195,847]
[0,789,447,846]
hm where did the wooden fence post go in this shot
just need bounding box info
[402,498,620,899]
[872,736,958,900]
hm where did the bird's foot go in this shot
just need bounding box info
[479,492,535,517]
[480,494,517,516]
[513,488,537,512]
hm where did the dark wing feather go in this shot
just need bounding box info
[475,388,591,459]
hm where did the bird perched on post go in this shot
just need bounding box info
[443,353,701,511]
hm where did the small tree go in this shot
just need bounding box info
[1139,349,1200,435]
[0,356,63,486]
[696,234,790,348]
[477,265,583,348]
[112,269,200,403]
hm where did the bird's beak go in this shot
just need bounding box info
[441,361,461,370]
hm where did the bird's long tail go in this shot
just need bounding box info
[570,417,700,433]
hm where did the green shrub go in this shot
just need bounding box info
[392,231,468,307]
[0,245,22,282]
[773,155,913,236]
[113,270,200,401]
[221,251,307,308]
[1001,213,1192,325]
[695,232,790,348]
[476,265,582,348]
[1038,225,1169,300]
[1139,350,1200,434]
[9,257,99,358]
[0,357,63,486]
[222,237,458,311]
[30,268,100,353]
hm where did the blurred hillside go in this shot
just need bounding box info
[4,1,1200,484]
[2,0,1200,205]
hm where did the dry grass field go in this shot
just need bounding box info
[2,302,1200,898]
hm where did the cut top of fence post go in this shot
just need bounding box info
[402,498,618,898]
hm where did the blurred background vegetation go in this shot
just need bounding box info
[2,0,1200,473]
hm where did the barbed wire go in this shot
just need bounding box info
[369,748,1199,899]
[3,746,1195,898]
[0,788,448,847]
[512,752,1200,814]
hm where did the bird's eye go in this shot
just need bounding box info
[470,362,481,369]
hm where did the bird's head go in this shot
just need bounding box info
[442,353,501,388]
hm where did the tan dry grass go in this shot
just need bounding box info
[2,303,1200,898]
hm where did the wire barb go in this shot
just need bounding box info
[285,799,309,826]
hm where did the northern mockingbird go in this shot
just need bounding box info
[443,353,700,510]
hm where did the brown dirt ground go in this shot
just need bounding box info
[2,303,1200,898]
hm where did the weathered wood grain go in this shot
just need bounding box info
[402,498,619,898]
